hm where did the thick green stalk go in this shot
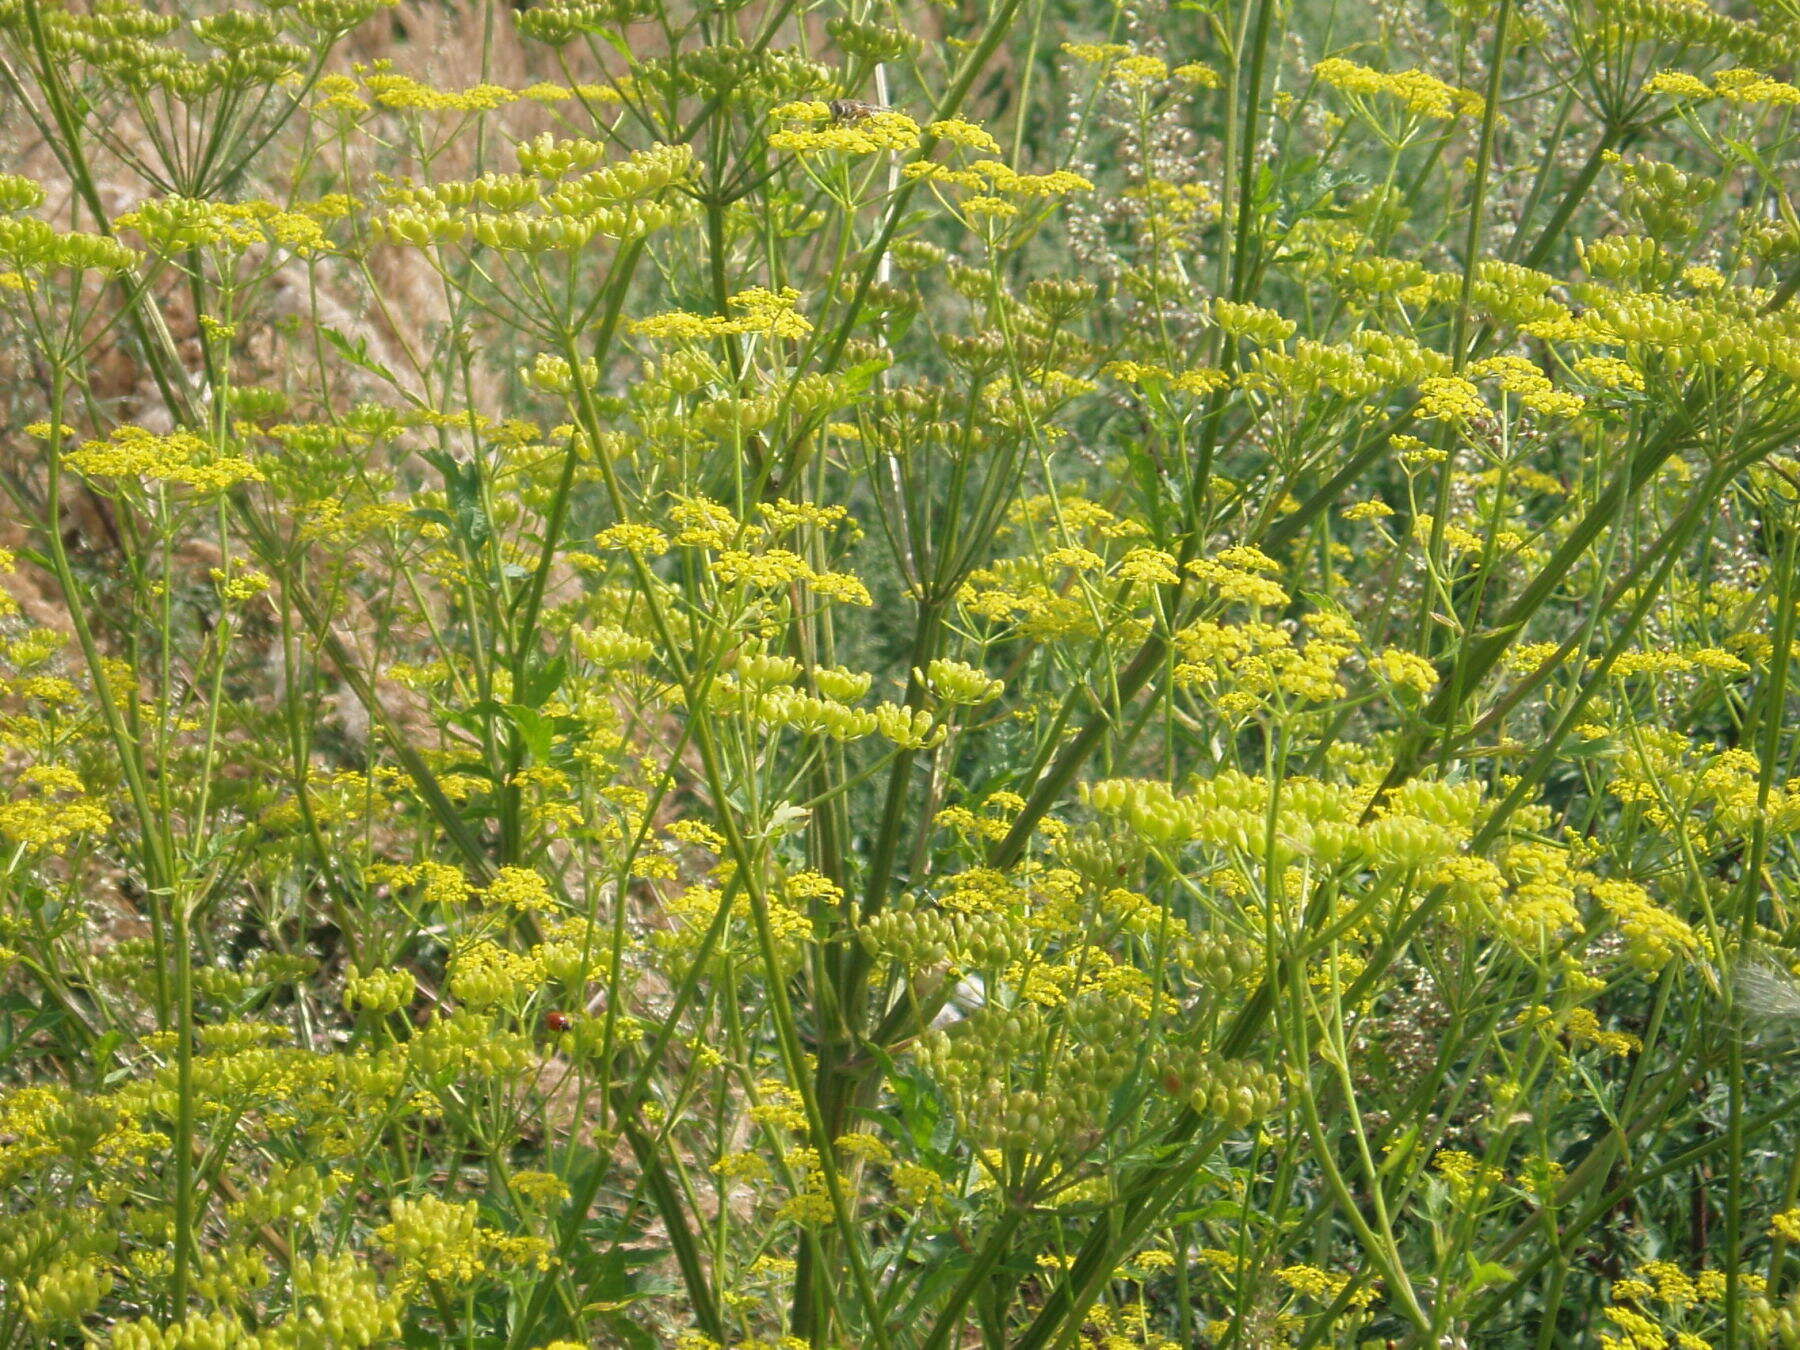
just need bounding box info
[1729,496,1800,1341]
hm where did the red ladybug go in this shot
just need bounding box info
[545,1011,573,1032]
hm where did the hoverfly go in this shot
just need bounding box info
[828,98,891,123]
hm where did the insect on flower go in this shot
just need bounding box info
[545,1010,573,1032]
[828,98,891,123]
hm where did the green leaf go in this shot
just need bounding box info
[321,325,402,389]
[503,703,554,763]
[1464,1255,1514,1293]
[518,655,567,710]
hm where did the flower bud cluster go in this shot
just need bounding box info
[0,216,137,275]
[1212,298,1296,345]
[191,1244,273,1306]
[860,901,1028,973]
[1755,1289,1800,1349]
[388,173,542,212]
[639,42,832,102]
[296,0,398,33]
[0,174,47,213]
[408,1011,535,1082]
[913,988,1168,1155]
[19,1258,112,1326]
[107,196,329,256]
[107,1309,260,1350]
[1190,1057,1284,1128]
[448,939,546,1009]
[281,1252,404,1347]
[873,701,945,750]
[514,132,609,178]
[1591,0,1787,72]
[1247,338,1383,401]
[916,1010,1086,1153]
[227,1162,346,1226]
[1026,277,1096,321]
[1610,153,1716,239]
[0,1210,117,1300]
[825,14,921,62]
[379,202,686,251]
[1084,772,1478,874]
[343,966,415,1014]
[573,622,654,668]
[372,1194,491,1286]
[541,144,697,207]
[692,672,881,742]
[513,0,657,44]
[1177,931,1262,994]
[920,657,1004,706]
[8,0,333,101]
[376,146,693,253]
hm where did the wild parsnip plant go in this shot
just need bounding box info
[9,0,1800,1343]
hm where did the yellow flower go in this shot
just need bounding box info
[1172,62,1222,88]
[1376,648,1437,695]
[929,119,1002,153]
[1119,547,1179,585]
[1061,42,1132,64]
[65,426,263,492]
[770,110,921,156]
[1111,55,1168,86]
[1417,375,1487,422]
[594,523,670,555]
[1313,57,1483,120]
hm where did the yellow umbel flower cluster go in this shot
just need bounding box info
[1313,56,1485,120]
[64,426,263,493]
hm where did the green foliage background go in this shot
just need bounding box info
[4,0,1800,1345]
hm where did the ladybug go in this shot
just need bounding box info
[545,1011,573,1032]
